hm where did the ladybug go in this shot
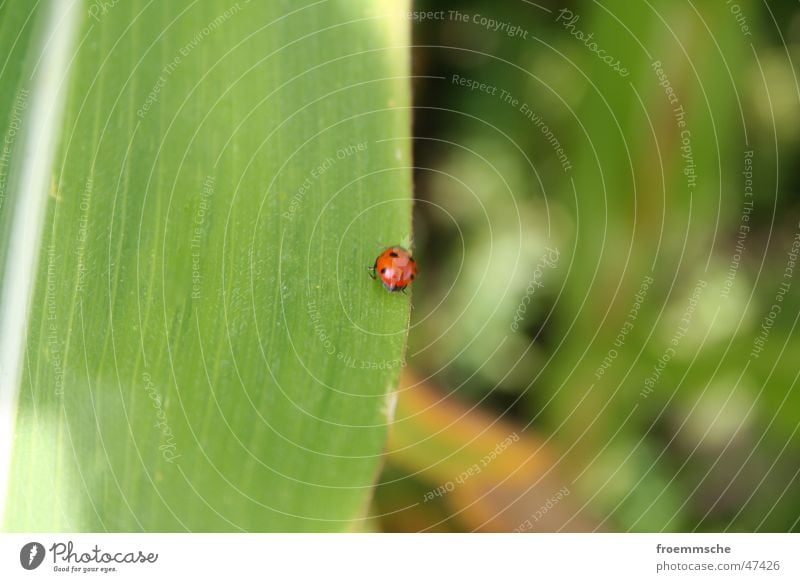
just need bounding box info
[369,246,417,292]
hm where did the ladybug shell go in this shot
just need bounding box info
[374,246,416,292]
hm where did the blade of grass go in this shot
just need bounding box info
[2,0,412,532]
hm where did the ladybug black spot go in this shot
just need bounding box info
[380,268,387,274]
[389,251,399,257]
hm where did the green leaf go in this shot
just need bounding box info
[1,0,412,531]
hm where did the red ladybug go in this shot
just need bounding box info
[369,246,417,292]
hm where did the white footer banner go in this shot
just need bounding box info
[0,533,796,580]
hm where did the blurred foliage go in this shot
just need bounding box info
[374,0,800,532]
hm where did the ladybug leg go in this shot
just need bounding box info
[367,262,377,280]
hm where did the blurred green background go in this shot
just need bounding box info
[371,0,800,532]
